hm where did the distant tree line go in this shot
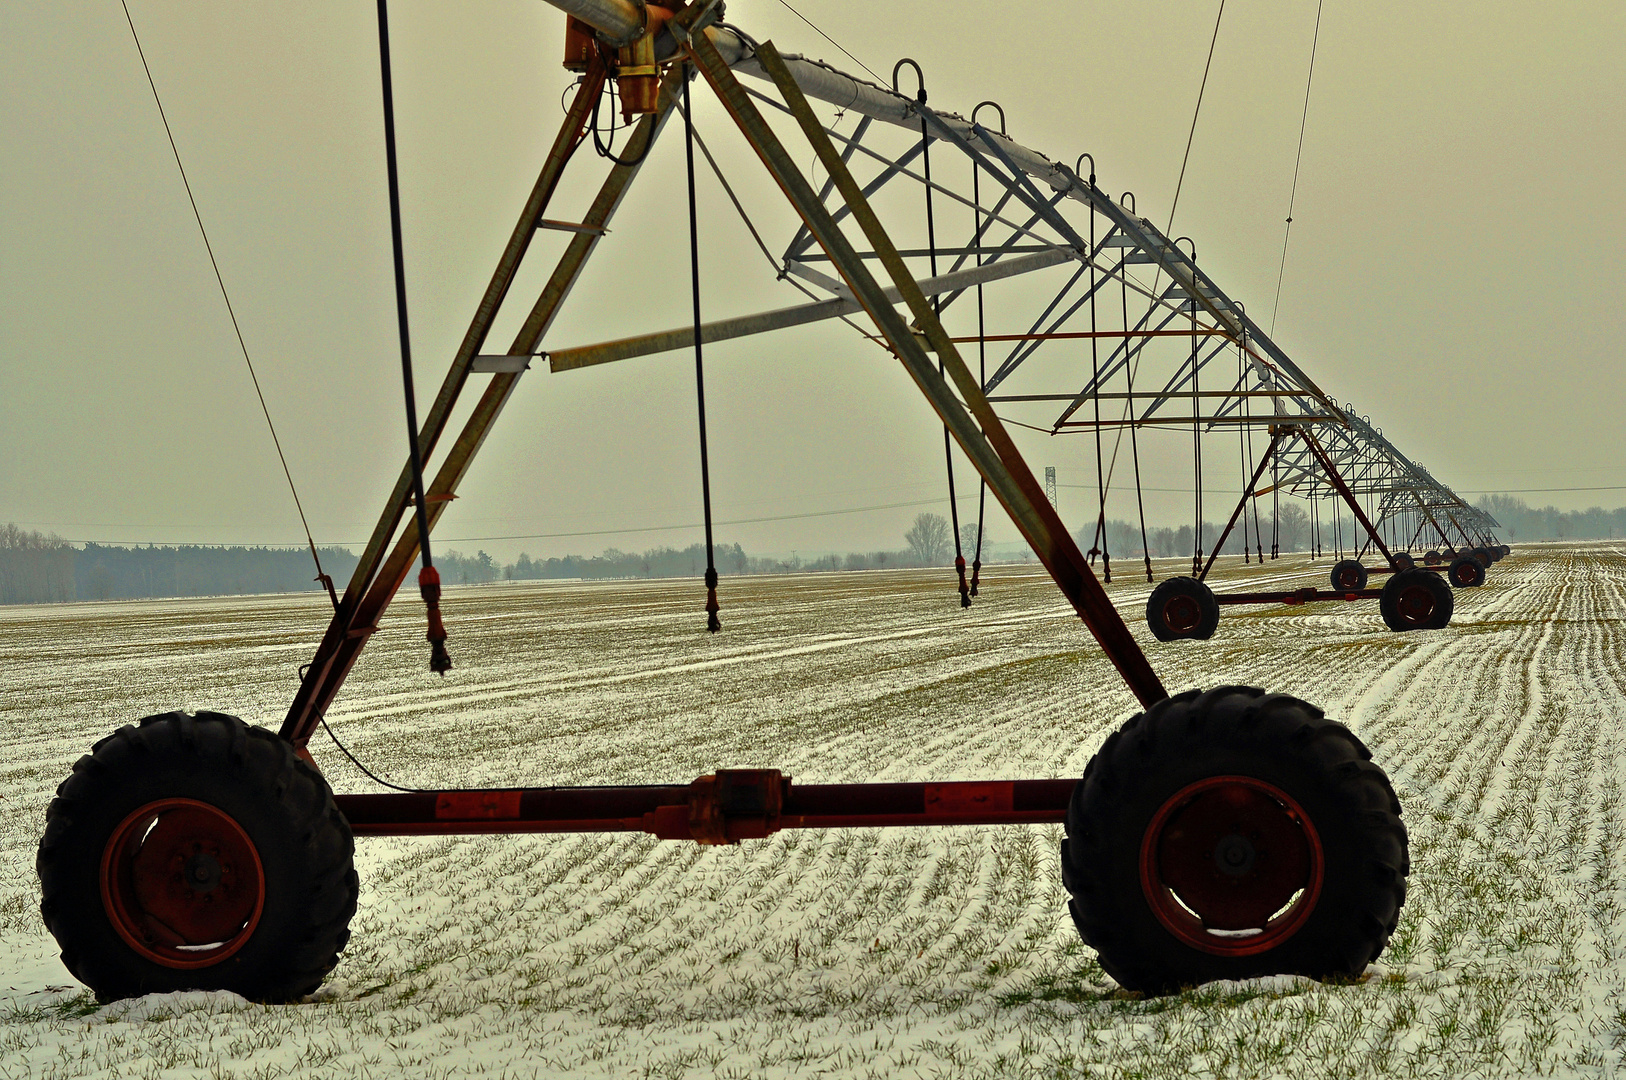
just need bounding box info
[0,524,76,604]
[4,498,1615,604]
[1476,495,1626,542]
[0,526,360,605]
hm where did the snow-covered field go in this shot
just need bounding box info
[2,544,1623,1078]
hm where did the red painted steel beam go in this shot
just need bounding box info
[334,777,1074,839]
[1213,588,1383,605]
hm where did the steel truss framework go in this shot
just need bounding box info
[278,0,1497,821]
[539,19,1498,578]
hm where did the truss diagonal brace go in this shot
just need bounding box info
[1198,431,1283,582]
[282,62,678,745]
[1296,427,1397,570]
[693,36,1164,707]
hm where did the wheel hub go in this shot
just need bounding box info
[183,850,224,893]
[100,799,265,969]
[1213,833,1256,876]
[1163,595,1202,634]
[1396,584,1435,624]
[1140,776,1324,956]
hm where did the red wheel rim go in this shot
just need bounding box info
[1451,563,1476,587]
[1395,583,1436,625]
[1162,594,1202,634]
[1139,776,1324,957]
[99,798,265,969]
[1333,566,1360,590]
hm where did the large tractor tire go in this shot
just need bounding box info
[1145,577,1221,641]
[1061,687,1409,995]
[1329,559,1368,592]
[37,712,357,1003]
[1380,569,1454,631]
[1448,555,1486,589]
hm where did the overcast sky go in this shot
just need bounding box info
[2,1,1622,563]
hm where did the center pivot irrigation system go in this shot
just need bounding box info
[43,0,1500,1002]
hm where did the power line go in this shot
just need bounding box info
[1269,0,1324,337]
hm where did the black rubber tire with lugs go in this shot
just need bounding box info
[1061,687,1408,995]
[37,711,358,1003]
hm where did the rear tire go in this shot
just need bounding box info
[37,712,357,1003]
[1380,569,1453,630]
[1061,687,1408,995]
[1329,559,1368,591]
[1145,577,1220,641]
[1391,552,1416,573]
[1448,556,1486,588]
[1423,550,1442,567]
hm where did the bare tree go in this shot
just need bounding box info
[959,522,984,557]
[1276,503,1311,552]
[905,513,952,566]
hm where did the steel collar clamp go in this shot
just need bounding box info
[667,0,725,45]
[594,0,648,49]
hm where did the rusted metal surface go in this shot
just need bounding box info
[334,776,1075,839]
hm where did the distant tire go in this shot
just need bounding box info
[1380,569,1453,631]
[1145,577,1220,641]
[37,712,357,1003]
[1391,552,1416,573]
[1448,556,1485,588]
[1061,686,1409,995]
[1499,545,1510,558]
[1423,550,1442,567]
[1472,547,1493,567]
[1329,560,1368,592]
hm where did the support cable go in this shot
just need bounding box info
[1272,456,1281,559]
[897,60,969,608]
[1270,0,1325,337]
[1238,346,1251,564]
[376,0,450,674]
[967,105,1004,597]
[1189,291,1204,576]
[1121,260,1154,582]
[120,0,336,609]
[684,64,722,633]
[1085,196,1111,581]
